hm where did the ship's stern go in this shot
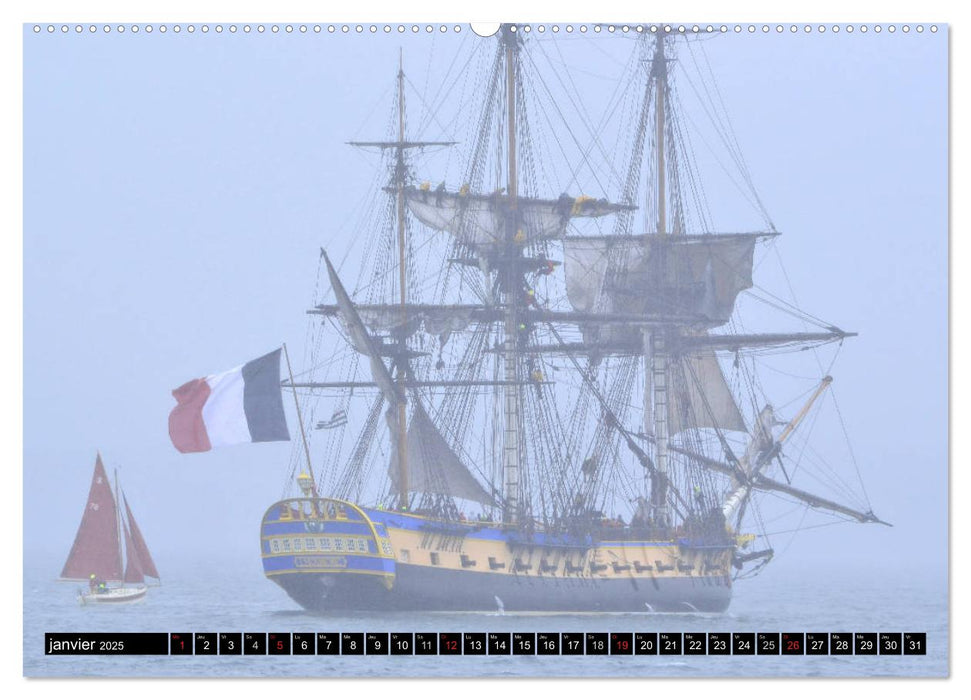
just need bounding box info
[260,498,397,611]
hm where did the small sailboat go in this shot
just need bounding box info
[61,453,159,604]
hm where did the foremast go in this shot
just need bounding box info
[394,52,410,508]
[346,57,456,510]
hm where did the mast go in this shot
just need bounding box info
[647,33,671,526]
[501,24,521,525]
[655,34,667,238]
[114,467,123,581]
[346,59,456,511]
[394,50,410,508]
[283,342,319,500]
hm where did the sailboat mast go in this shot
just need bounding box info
[394,50,410,508]
[502,24,521,524]
[647,34,671,526]
[114,467,123,581]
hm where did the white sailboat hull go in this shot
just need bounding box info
[78,585,147,605]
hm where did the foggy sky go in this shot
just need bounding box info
[23,26,947,583]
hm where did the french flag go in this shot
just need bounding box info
[168,348,290,453]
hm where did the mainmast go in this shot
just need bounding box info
[501,24,521,525]
[655,35,667,237]
[647,33,671,527]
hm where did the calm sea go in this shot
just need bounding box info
[23,554,947,678]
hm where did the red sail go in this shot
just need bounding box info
[122,491,159,579]
[60,454,123,581]
[122,517,145,584]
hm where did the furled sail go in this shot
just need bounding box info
[404,186,630,250]
[323,251,405,407]
[668,351,747,435]
[60,454,123,581]
[122,492,159,579]
[563,233,767,322]
[388,402,495,506]
[356,306,475,345]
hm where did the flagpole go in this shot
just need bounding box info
[282,343,319,500]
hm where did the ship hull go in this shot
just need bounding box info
[271,565,730,613]
[261,498,734,614]
[78,585,147,605]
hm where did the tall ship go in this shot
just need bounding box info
[259,25,886,612]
